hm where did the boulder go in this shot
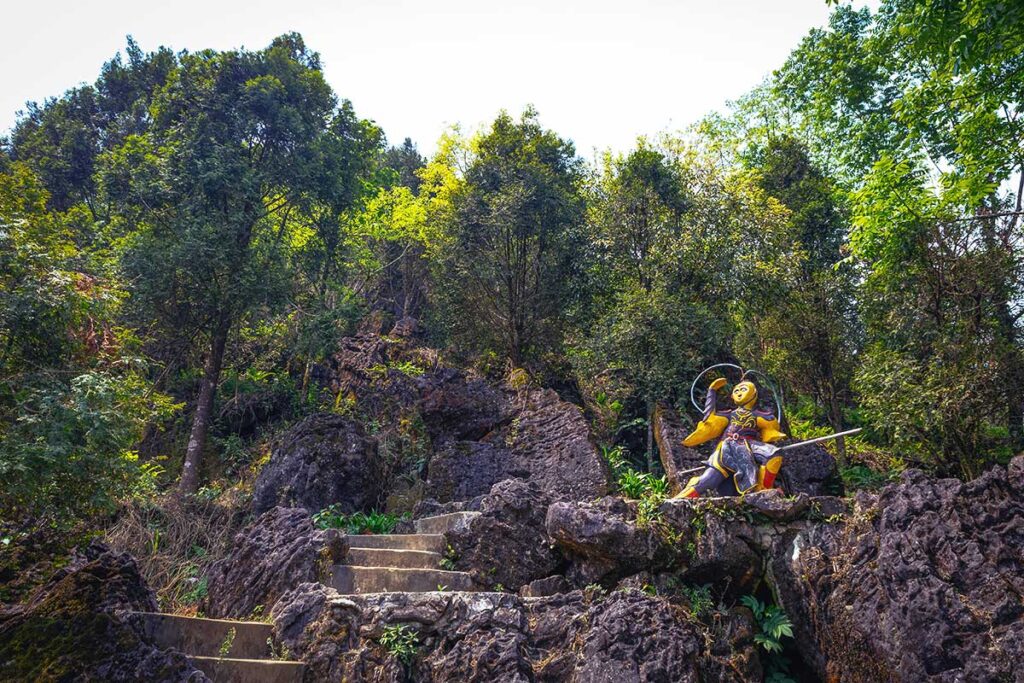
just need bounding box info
[778,443,841,496]
[0,543,204,682]
[770,457,1024,682]
[252,413,379,516]
[426,442,525,502]
[416,368,511,443]
[658,499,763,596]
[425,387,610,503]
[546,497,676,585]
[203,506,343,619]
[653,402,705,492]
[446,479,562,590]
[271,582,746,682]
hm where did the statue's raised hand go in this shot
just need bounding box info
[709,377,727,391]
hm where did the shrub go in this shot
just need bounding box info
[312,507,407,534]
[379,624,419,665]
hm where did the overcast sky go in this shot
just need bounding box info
[1,0,875,158]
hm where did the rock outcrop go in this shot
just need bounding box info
[271,582,758,682]
[545,497,675,586]
[204,506,344,619]
[0,543,204,682]
[446,479,562,590]
[653,402,705,493]
[770,457,1024,682]
[777,443,842,497]
[252,413,379,515]
[323,328,610,504]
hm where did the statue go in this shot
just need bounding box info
[675,377,786,498]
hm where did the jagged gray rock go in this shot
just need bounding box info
[252,413,380,516]
[0,543,205,682]
[446,478,562,590]
[271,583,757,682]
[770,457,1024,682]
[203,507,342,619]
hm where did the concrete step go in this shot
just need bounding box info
[345,547,441,569]
[413,511,480,534]
[134,611,272,659]
[330,565,475,594]
[188,656,304,683]
[347,533,446,553]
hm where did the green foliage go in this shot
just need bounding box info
[182,576,209,606]
[741,595,794,654]
[439,544,458,571]
[379,624,419,665]
[616,468,667,500]
[312,507,406,534]
[436,108,586,365]
[217,627,236,659]
[680,583,714,618]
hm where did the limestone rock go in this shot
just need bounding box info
[777,443,841,496]
[271,583,741,683]
[546,497,676,585]
[0,543,204,682]
[252,413,379,515]
[653,402,705,493]
[446,479,562,590]
[771,457,1024,682]
[203,507,340,619]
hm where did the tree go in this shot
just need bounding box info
[0,164,175,523]
[578,138,794,468]
[439,109,586,365]
[732,137,859,458]
[103,34,341,493]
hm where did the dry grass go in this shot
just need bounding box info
[104,495,245,615]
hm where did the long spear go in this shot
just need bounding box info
[674,428,862,477]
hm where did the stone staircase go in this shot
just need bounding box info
[134,611,304,682]
[131,511,478,681]
[329,511,479,594]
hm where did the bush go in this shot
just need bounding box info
[379,624,419,665]
[312,507,407,534]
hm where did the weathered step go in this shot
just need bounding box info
[345,547,441,569]
[330,565,475,593]
[134,611,271,659]
[347,533,446,553]
[413,511,480,534]
[188,656,304,683]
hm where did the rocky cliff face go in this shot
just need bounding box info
[269,583,758,682]
[0,543,204,682]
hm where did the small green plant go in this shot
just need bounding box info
[439,544,458,571]
[613,462,669,501]
[680,583,714,618]
[369,361,424,380]
[267,637,292,661]
[183,576,208,605]
[641,583,657,596]
[740,595,794,654]
[218,627,236,659]
[379,624,419,665]
[436,584,448,591]
[313,506,407,534]
[249,604,265,621]
[494,583,506,592]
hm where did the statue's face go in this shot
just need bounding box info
[732,381,758,407]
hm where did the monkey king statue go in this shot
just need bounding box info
[676,375,786,498]
[675,366,860,498]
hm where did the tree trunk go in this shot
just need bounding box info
[178,311,231,495]
[646,398,655,473]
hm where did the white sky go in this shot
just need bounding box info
[0,0,875,158]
